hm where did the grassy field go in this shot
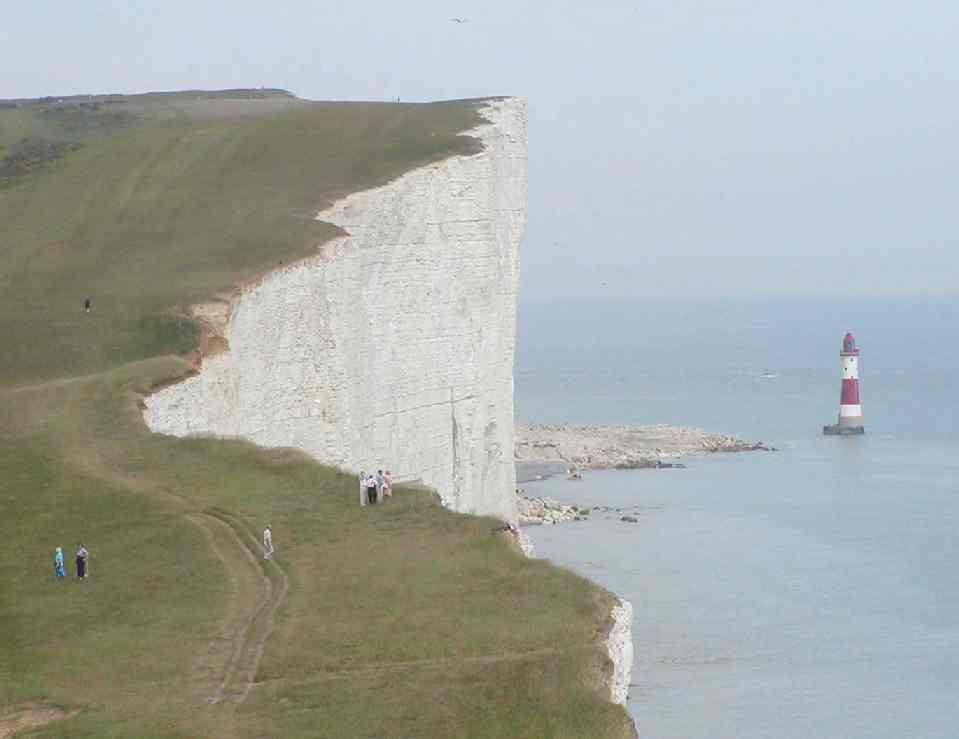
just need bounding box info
[0,91,635,738]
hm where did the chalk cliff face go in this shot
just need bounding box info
[144,98,526,521]
[607,599,634,706]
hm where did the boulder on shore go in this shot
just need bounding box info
[516,494,579,526]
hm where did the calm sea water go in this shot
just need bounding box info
[516,297,958,739]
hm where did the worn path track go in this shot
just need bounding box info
[38,419,290,710]
[201,509,290,705]
[250,645,567,690]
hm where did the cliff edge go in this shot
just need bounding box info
[143,98,526,521]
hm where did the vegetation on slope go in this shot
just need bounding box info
[0,91,635,738]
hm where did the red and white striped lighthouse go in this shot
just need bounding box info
[824,332,864,435]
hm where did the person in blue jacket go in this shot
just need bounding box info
[53,547,66,578]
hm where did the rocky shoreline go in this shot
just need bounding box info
[516,494,645,526]
[517,494,582,526]
[516,423,774,471]
[514,423,774,526]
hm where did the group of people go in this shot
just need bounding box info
[53,530,274,579]
[53,544,89,579]
[359,469,392,505]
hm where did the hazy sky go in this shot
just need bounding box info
[3,1,957,300]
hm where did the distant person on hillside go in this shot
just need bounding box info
[376,470,385,501]
[83,297,91,313]
[76,544,88,578]
[365,473,378,505]
[383,470,393,499]
[263,526,274,560]
[53,547,65,578]
[359,471,367,506]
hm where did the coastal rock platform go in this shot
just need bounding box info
[516,423,773,471]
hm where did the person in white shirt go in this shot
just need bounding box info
[359,471,367,506]
[263,526,274,560]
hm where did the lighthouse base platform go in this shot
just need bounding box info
[823,424,864,436]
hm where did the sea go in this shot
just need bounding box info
[515,296,958,739]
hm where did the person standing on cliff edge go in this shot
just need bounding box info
[263,526,274,560]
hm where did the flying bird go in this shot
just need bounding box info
[450,17,470,23]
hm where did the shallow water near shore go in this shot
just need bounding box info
[516,296,958,739]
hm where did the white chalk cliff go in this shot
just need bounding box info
[143,98,525,521]
[606,598,634,706]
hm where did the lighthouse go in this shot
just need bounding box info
[823,332,864,435]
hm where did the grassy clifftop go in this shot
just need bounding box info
[0,90,482,386]
[0,91,635,738]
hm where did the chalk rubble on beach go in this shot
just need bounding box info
[515,423,772,470]
[516,494,580,526]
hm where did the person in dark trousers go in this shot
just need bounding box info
[83,298,91,313]
[76,543,88,578]
[376,470,385,502]
[365,473,378,505]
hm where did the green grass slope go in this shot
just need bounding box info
[0,91,635,738]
